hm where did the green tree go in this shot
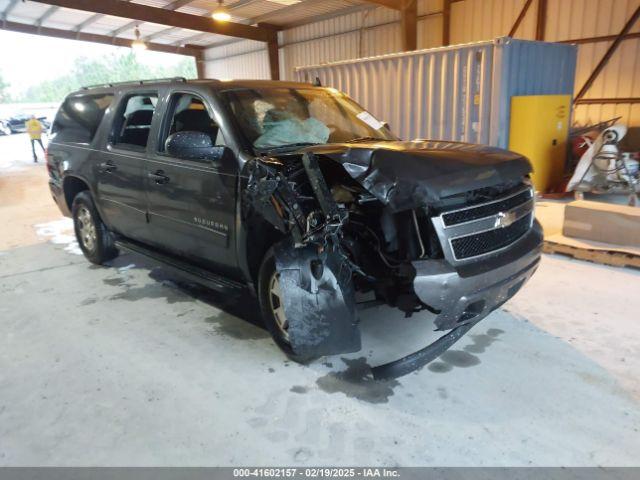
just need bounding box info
[18,51,197,103]
[0,71,11,103]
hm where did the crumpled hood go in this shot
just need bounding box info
[300,140,532,211]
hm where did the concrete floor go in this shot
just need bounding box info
[0,133,59,251]
[1,134,639,466]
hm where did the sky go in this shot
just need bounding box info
[0,30,190,97]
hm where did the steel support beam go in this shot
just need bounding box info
[0,19,203,56]
[195,51,206,79]
[36,6,60,27]
[560,31,640,45]
[144,26,178,42]
[508,0,534,37]
[535,0,546,40]
[258,23,280,80]
[400,0,417,51]
[73,13,105,32]
[574,97,640,105]
[1,0,20,24]
[574,6,640,102]
[442,0,451,45]
[361,0,401,9]
[108,0,197,37]
[30,0,274,42]
[173,32,212,47]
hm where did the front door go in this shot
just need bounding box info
[144,92,238,275]
[95,91,158,241]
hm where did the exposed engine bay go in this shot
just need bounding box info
[243,140,538,378]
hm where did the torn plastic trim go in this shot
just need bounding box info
[249,154,362,357]
[244,158,308,244]
[302,152,339,219]
[274,239,361,357]
[300,152,349,245]
[245,153,352,248]
[371,319,480,381]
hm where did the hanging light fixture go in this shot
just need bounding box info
[211,0,231,21]
[131,26,147,51]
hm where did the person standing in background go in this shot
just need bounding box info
[25,115,45,163]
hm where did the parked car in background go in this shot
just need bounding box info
[2,113,51,134]
[0,120,10,136]
[46,78,542,379]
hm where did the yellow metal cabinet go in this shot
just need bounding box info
[508,95,571,192]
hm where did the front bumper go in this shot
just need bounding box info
[413,221,543,331]
[371,222,542,380]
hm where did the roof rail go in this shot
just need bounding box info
[81,77,188,90]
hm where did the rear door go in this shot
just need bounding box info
[95,91,158,241]
[144,91,238,275]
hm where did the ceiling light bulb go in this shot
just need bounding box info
[132,26,147,51]
[212,0,231,21]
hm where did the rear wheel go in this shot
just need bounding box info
[258,248,317,364]
[71,191,118,265]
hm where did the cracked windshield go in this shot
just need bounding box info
[220,87,396,151]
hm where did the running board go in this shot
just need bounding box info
[115,239,245,294]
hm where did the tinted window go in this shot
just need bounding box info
[160,93,225,153]
[112,93,158,149]
[51,94,113,144]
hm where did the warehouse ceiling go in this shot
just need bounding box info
[0,0,375,53]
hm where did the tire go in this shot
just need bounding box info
[258,247,317,364]
[71,191,118,265]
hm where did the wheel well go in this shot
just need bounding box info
[246,223,285,285]
[63,176,90,211]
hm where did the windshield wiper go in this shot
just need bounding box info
[345,136,386,143]
[260,142,321,153]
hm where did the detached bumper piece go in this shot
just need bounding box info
[373,229,542,380]
[371,320,480,381]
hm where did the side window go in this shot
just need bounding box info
[51,93,113,144]
[160,93,225,154]
[111,93,158,149]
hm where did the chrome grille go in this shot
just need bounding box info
[431,186,534,263]
[442,189,533,226]
[450,213,533,259]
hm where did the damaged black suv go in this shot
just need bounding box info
[47,78,542,379]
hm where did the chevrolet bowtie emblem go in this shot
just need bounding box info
[494,211,517,228]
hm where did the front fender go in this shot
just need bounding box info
[274,239,361,357]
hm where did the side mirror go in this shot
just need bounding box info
[165,131,220,161]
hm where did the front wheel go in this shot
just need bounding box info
[71,191,118,265]
[258,248,317,364]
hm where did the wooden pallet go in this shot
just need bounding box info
[543,240,640,269]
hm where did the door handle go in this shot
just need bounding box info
[99,161,117,173]
[148,170,170,185]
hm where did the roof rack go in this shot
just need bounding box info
[81,77,188,90]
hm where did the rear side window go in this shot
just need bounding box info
[51,94,113,144]
[111,93,158,150]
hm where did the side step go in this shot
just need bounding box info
[115,239,246,294]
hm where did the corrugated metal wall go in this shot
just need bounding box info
[203,40,270,79]
[296,41,496,145]
[556,0,640,128]
[203,0,640,127]
[295,39,576,147]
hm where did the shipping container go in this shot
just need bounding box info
[294,37,577,149]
